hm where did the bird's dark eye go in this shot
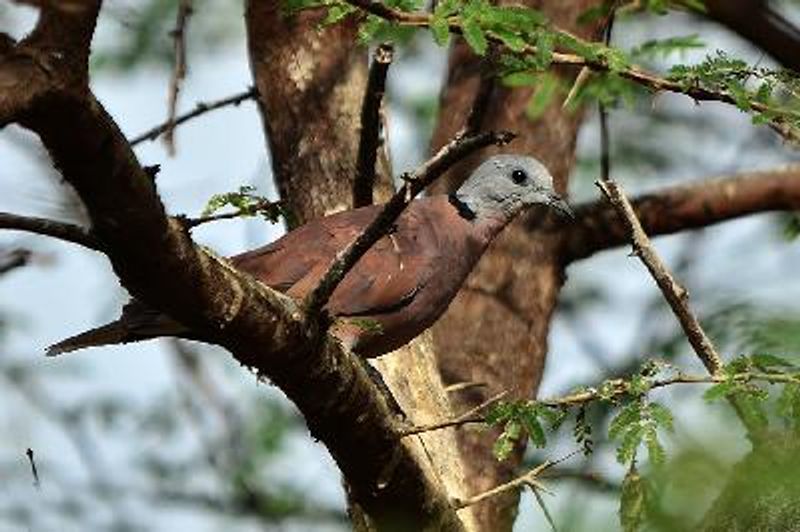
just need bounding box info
[511,169,527,184]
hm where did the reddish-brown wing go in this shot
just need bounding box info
[230,201,442,317]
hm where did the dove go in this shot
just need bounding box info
[48,154,571,358]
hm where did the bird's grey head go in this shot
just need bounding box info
[454,154,572,222]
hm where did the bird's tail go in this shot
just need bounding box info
[47,301,188,356]
[47,320,133,356]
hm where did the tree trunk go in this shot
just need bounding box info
[244,3,476,528]
[429,2,605,529]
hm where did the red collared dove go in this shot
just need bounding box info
[48,154,571,357]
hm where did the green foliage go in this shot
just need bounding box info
[487,400,564,459]
[202,185,287,223]
[609,400,673,466]
[631,35,705,60]
[668,51,800,132]
[619,463,646,532]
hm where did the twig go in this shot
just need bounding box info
[400,390,508,437]
[130,87,257,146]
[164,0,194,155]
[304,129,515,317]
[444,381,488,393]
[0,212,103,251]
[596,179,724,375]
[341,0,800,144]
[177,199,283,230]
[531,485,558,532]
[454,450,578,509]
[353,43,394,208]
[26,448,40,490]
[0,248,31,275]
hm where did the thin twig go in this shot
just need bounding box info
[26,448,40,490]
[0,212,103,251]
[454,450,579,509]
[131,87,257,146]
[164,0,194,155]
[0,248,31,275]
[354,43,394,208]
[304,129,515,318]
[402,371,800,433]
[444,381,488,393]
[596,179,724,375]
[400,390,508,437]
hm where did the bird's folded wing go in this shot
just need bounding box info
[230,204,438,318]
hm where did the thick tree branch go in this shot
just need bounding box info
[304,129,515,318]
[353,43,393,208]
[561,165,800,262]
[703,0,800,73]
[0,212,102,251]
[4,5,464,530]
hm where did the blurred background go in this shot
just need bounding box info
[1,1,799,530]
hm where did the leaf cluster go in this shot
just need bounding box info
[202,186,288,223]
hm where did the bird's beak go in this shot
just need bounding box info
[547,193,574,220]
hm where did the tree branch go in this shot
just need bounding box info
[304,129,516,318]
[0,212,103,251]
[597,178,724,374]
[353,43,393,208]
[130,87,257,146]
[163,0,194,154]
[703,0,800,73]
[341,0,800,144]
[4,5,464,529]
[560,165,800,262]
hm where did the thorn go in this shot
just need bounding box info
[143,164,161,180]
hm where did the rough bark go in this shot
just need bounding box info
[244,3,476,529]
[429,2,605,529]
[2,3,463,530]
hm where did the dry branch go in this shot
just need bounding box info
[597,178,723,374]
[130,87,257,146]
[0,212,102,251]
[164,0,194,154]
[353,43,394,208]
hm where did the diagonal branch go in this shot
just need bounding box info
[597,178,724,374]
[304,129,515,318]
[353,43,394,208]
[130,87,257,146]
[560,165,800,263]
[0,212,103,251]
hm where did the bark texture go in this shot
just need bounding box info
[429,2,605,529]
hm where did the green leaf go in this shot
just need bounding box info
[462,15,488,56]
[525,73,560,120]
[492,28,526,52]
[431,14,450,46]
[703,381,736,402]
[619,464,646,532]
[751,353,796,370]
[609,402,642,441]
[649,403,674,432]
[616,424,645,465]
[493,420,521,460]
[521,409,547,448]
[502,71,538,87]
[644,428,666,466]
[777,383,800,433]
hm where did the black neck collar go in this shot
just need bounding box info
[448,193,477,221]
